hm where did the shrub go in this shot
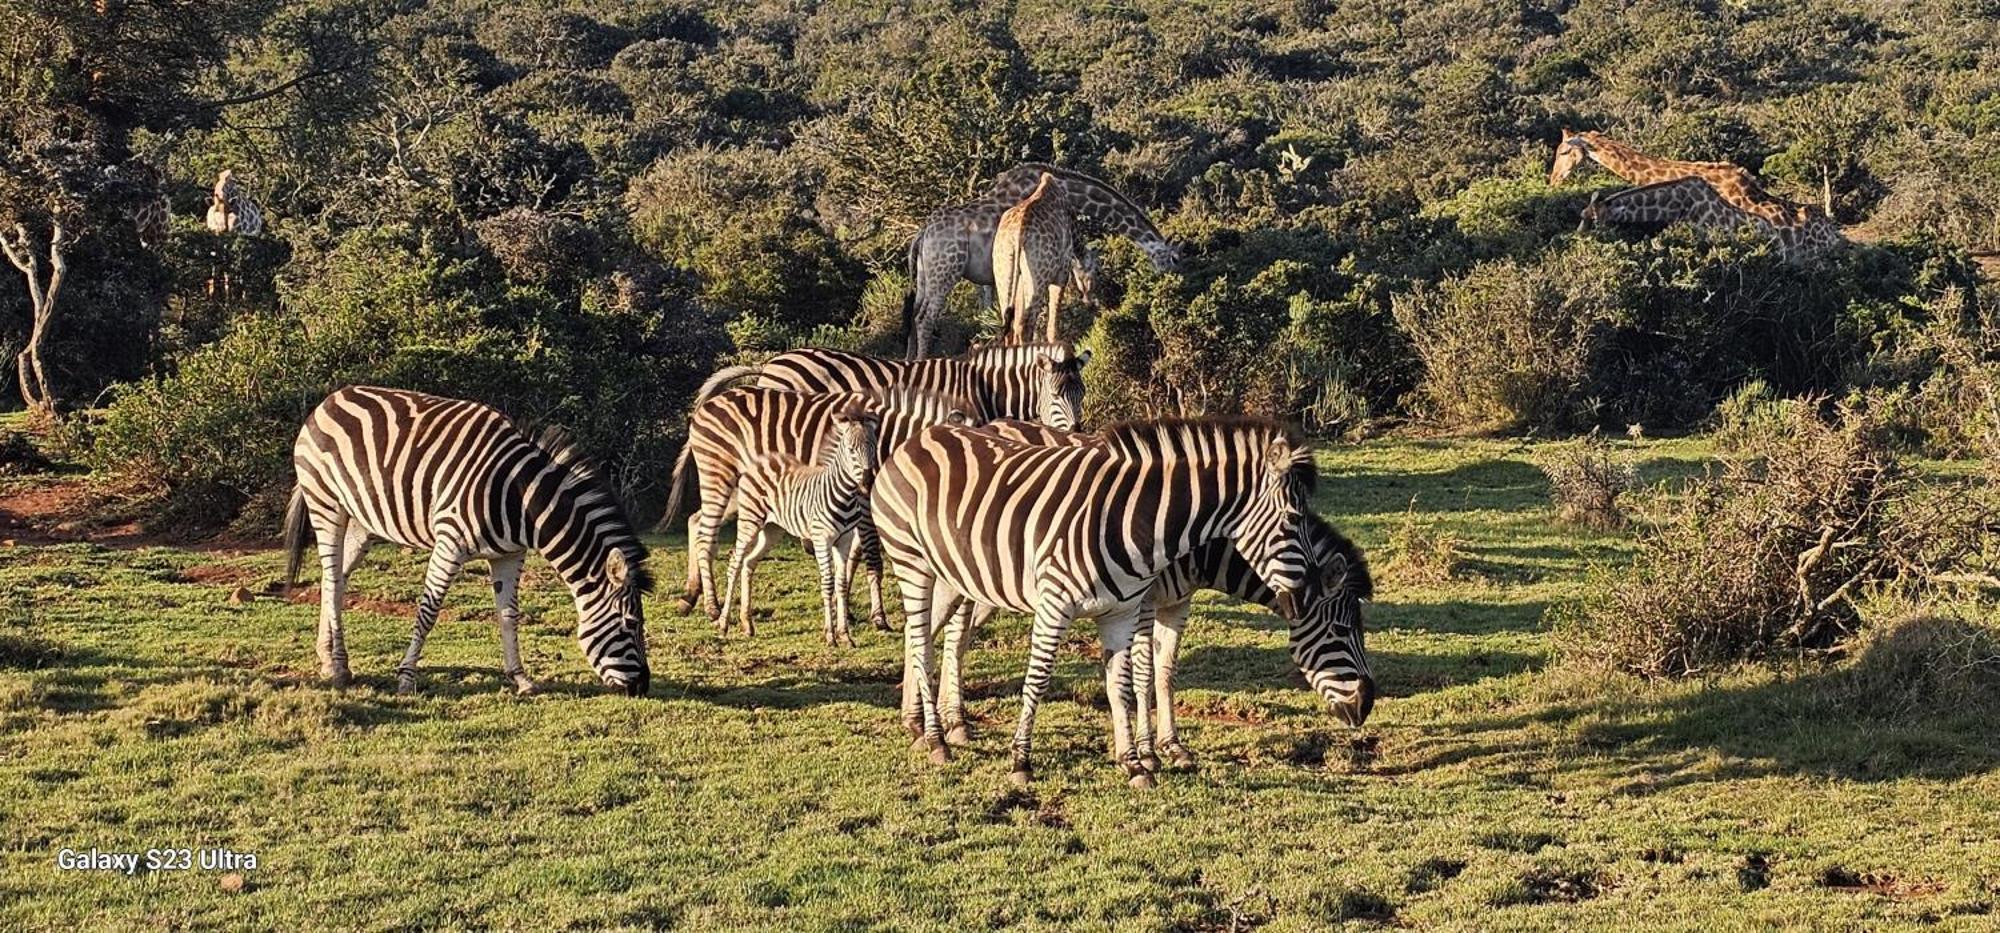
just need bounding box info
[1711,379,1785,452]
[1383,499,1464,587]
[1537,430,1637,530]
[1393,240,1634,431]
[1556,400,1996,677]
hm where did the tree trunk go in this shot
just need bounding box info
[1,223,69,415]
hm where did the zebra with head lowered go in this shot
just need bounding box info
[660,384,977,632]
[744,343,1090,431]
[284,386,652,696]
[919,421,1376,766]
[871,418,1317,787]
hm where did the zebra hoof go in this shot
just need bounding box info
[1139,753,1162,774]
[908,734,930,751]
[511,676,537,696]
[926,741,952,766]
[944,723,973,746]
[902,718,924,740]
[1163,743,1197,770]
[673,596,697,615]
[870,613,892,632]
[324,668,352,690]
[1127,771,1157,790]
[1008,769,1033,787]
[395,675,418,696]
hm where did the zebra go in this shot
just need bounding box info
[282,385,652,696]
[871,417,1317,787]
[691,343,1090,431]
[659,384,976,631]
[915,420,1376,764]
[718,405,882,647]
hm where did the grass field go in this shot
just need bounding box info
[2,436,1996,930]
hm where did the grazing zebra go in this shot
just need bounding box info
[660,384,976,630]
[722,343,1090,430]
[718,406,882,646]
[283,386,652,696]
[871,418,1317,786]
[917,421,1376,762]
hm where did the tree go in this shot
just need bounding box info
[0,0,275,413]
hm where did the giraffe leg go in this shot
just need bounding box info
[396,539,468,695]
[490,554,536,695]
[1045,283,1064,344]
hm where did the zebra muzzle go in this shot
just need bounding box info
[1273,590,1301,622]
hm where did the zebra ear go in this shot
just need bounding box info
[1076,349,1092,367]
[605,547,631,590]
[1319,552,1350,594]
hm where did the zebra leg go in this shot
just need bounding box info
[490,554,535,695]
[1152,600,1196,770]
[395,541,468,695]
[311,514,358,687]
[675,513,702,613]
[855,521,890,632]
[694,490,733,621]
[1009,605,1074,786]
[1098,606,1153,788]
[1132,604,1160,771]
[898,573,951,762]
[812,530,841,647]
[718,517,762,637]
[941,600,994,746]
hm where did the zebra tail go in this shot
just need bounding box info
[282,485,308,592]
[690,364,763,409]
[654,437,698,533]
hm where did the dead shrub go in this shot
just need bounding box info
[1537,430,1637,530]
[1556,399,1996,677]
[1384,499,1464,586]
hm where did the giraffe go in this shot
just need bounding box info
[1552,130,1843,259]
[1580,178,1838,262]
[902,163,1178,358]
[992,173,1078,345]
[204,170,264,236]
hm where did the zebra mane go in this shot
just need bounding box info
[528,424,654,593]
[962,341,1075,363]
[1304,511,1374,602]
[1093,416,1317,492]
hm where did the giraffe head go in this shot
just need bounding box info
[1138,237,1182,272]
[1549,129,1593,186]
[1068,248,1100,308]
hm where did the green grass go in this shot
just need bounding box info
[2,437,1996,929]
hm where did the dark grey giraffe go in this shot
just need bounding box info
[902,164,1179,359]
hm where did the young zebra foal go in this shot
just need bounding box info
[719,406,883,647]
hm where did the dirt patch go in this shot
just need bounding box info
[1818,867,1946,899]
[284,586,419,619]
[1494,867,1602,905]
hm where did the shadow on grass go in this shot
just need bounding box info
[1408,618,2000,783]
[1368,599,1548,636]
[1175,644,1542,697]
[1318,457,1549,518]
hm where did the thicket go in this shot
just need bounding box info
[2,0,1996,524]
[1555,400,1997,678]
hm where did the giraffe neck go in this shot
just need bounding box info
[1580,134,1692,185]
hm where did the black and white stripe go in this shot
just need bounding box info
[282,386,651,696]
[754,343,1089,430]
[871,418,1317,785]
[919,421,1376,763]
[660,385,974,632]
[718,407,882,647]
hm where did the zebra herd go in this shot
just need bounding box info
[281,343,1375,787]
